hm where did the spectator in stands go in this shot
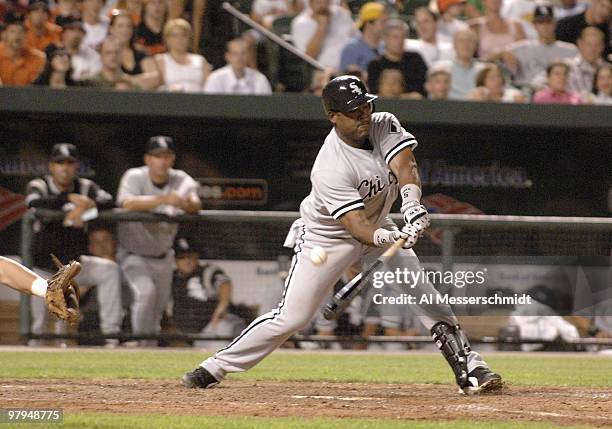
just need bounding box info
[116,136,201,346]
[81,36,136,88]
[339,2,386,77]
[135,0,167,55]
[405,6,454,68]
[81,0,109,50]
[556,0,611,58]
[376,68,405,98]
[33,48,76,87]
[156,18,211,92]
[1,3,27,24]
[532,61,582,104]
[490,3,577,89]
[203,37,271,94]
[45,19,101,82]
[24,0,62,52]
[436,0,469,41]
[465,0,484,18]
[425,62,452,100]
[239,30,259,70]
[433,28,484,99]
[499,0,538,40]
[251,0,302,29]
[109,10,160,88]
[467,62,526,101]
[586,63,612,104]
[171,237,247,348]
[25,143,121,347]
[566,26,607,97]
[0,16,45,86]
[469,0,525,60]
[290,0,356,71]
[109,0,142,24]
[51,0,81,27]
[554,0,588,21]
[367,18,427,97]
[307,68,335,95]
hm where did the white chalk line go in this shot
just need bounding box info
[291,395,377,401]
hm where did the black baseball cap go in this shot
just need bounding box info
[50,143,79,161]
[146,136,176,154]
[174,237,201,257]
[533,3,554,22]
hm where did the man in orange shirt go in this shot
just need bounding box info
[0,16,45,86]
[25,0,62,51]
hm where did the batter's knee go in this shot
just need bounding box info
[276,311,314,334]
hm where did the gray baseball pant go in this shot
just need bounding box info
[201,227,488,381]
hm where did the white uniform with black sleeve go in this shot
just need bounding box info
[201,112,487,380]
[116,166,199,336]
[26,175,123,339]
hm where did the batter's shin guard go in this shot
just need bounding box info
[431,322,471,388]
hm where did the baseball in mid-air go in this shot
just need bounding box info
[310,246,328,266]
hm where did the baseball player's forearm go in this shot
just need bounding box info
[389,147,430,236]
[389,148,424,212]
[68,193,96,209]
[389,148,421,191]
[180,194,202,214]
[28,194,68,209]
[121,195,168,211]
[211,282,231,322]
[0,256,47,297]
[339,210,383,246]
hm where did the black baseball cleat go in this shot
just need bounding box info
[182,367,220,389]
[460,367,503,395]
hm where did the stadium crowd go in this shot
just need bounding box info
[0,0,610,103]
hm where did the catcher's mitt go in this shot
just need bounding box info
[45,254,81,325]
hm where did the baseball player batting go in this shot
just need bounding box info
[182,75,502,395]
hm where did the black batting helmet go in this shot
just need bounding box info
[322,75,378,114]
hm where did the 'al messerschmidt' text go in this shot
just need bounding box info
[373,293,532,306]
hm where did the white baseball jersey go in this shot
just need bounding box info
[300,112,418,239]
[116,166,199,256]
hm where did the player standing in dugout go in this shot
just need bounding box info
[183,75,502,395]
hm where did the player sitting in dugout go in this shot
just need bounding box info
[170,237,252,348]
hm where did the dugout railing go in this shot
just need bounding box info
[18,209,612,348]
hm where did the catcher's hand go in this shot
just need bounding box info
[45,254,81,325]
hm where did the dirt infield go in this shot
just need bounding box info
[2,379,611,426]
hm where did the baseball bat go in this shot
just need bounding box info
[323,237,406,320]
[221,2,326,71]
